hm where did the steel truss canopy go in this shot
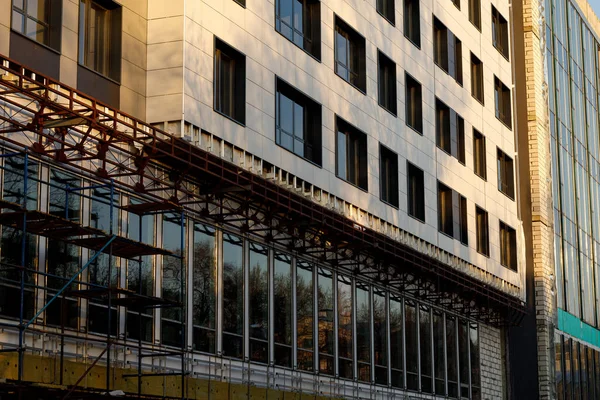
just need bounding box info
[0,55,526,327]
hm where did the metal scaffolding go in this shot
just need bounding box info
[0,53,526,398]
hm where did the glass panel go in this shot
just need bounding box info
[317,267,334,375]
[2,156,38,209]
[296,260,313,371]
[273,253,292,367]
[405,301,418,390]
[12,11,24,33]
[470,324,481,400]
[446,316,458,398]
[222,233,244,359]
[49,169,81,221]
[337,130,347,180]
[556,334,564,400]
[420,306,433,393]
[564,338,573,398]
[161,213,184,347]
[337,274,353,380]
[373,289,387,385]
[46,239,79,329]
[278,93,294,138]
[249,243,268,363]
[390,296,403,388]
[192,223,216,353]
[433,312,446,395]
[91,186,119,234]
[356,282,370,382]
[458,321,470,399]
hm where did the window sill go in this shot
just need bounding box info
[335,174,368,193]
[275,143,323,169]
[78,63,121,86]
[498,188,515,201]
[476,249,490,258]
[474,171,487,181]
[408,213,425,224]
[500,262,518,272]
[493,45,510,62]
[380,198,399,210]
[471,94,484,106]
[495,115,512,130]
[214,108,246,127]
[335,72,366,95]
[11,30,61,55]
[376,10,395,27]
[404,34,421,50]
[378,102,397,117]
[438,229,468,246]
[406,122,423,136]
[274,29,321,62]
[434,62,462,86]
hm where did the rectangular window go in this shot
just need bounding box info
[276,78,322,165]
[373,289,388,385]
[438,182,468,245]
[470,326,482,399]
[433,17,462,85]
[476,206,489,256]
[377,0,395,24]
[497,148,515,198]
[420,306,433,393]
[296,261,314,371]
[436,99,465,164]
[446,315,458,397]
[249,243,269,363]
[214,38,246,124]
[407,162,425,221]
[458,321,470,399]
[469,0,481,30]
[337,274,353,379]
[433,311,446,395]
[405,301,418,390]
[473,129,486,179]
[471,53,484,103]
[275,0,321,59]
[78,0,121,81]
[336,117,368,190]
[492,6,509,59]
[222,233,244,359]
[356,282,370,382]
[380,144,399,207]
[390,296,404,388]
[452,0,460,9]
[192,223,216,354]
[405,73,423,133]
[500,221,517,271]
[274,253,292,367]
[494,76,512,128]
[161,213,184,347]
[334,17,366,92]
[12,0,61,49]
[317,267,334,375]
[378,51,397,115]
[404,0,420,47]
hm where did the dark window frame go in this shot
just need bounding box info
[275,77,323,166]
[335,117,368,191]
[405,73,423,134]
[452,0,460,9]
[469,0,481,30]
[492,6,509,60]
[497,147,515,199]
[275,0,321,60]
[377,0,395,25]
[433,17,462,85]
[471,53,484,104]
[214,37,246,125]
[233,0,246,8]
[475,206,489,256]
[334,16,367,93]
[437,181,468,245]
[473,129,486,180]
[379,144,399,208]
[378,51,397,115]
[494,76,512,129]
[11,0,62,51]
[403,0,420,48]
[407,162,425,222]
[435,98,465,164]
[499,220,517,271]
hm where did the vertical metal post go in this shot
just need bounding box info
[17,152,28,382]
[106,180,115,392]
[137,209,143,398]
[180,210,185,399]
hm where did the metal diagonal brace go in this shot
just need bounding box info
[23,235,117,330]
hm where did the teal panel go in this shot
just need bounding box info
[557,308,600,348]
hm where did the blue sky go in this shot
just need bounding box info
[590,0,600,18]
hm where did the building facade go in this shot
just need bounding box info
[512,0,600,398]
[0,0,524,399]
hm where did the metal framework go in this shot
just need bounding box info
[0,54,525,397]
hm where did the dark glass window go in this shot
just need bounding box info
[276,78,322,165]
[378,51,397,115]
[407,162,425,221]
[222,233,244,358]
[458,321,470,399]
[471,53,484,103]
[470,325,481,400]
[12,0,61,49]
[473,129,486,179]
[446,315,458,397]
[233,0,245,7]
[438,182,468,245]
[476,206,489,256]
[45,239,79,329]
[49,169,81,221]
[317,267,334,375]
[275,0,320,58]
[436,99,465,164]
[79,0,122,81]
[192,223,216,353]
[433,311,446,395]
[494,76,512,128]
[420,306,433,393]
[214,38,246,124]
[274,253,292,367]
[556,334,564,400]
[338,274,353,379]
[492,6,509,59]
[405,301,418,390]
[405,73,423,133]
[297,261,314,371]
[373,289,388,385]
[377,0,395,24]
[249,243,269,363]
[433,17,462,85]
[452,0,460,9]
[469,0,481,30]
[380,144,399,207]
[334,17,366,92]
[161,213,184,347]
[497,148,515,198]
[356,282,370,382]
[390,296,403,388]
[500,221,517,271]
[403,0,420,47]
[336,117,368,190]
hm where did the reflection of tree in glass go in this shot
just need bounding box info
[249,249,268,341]
[222,239,243,335]
[192,237,215,329]
[273,266,291,344]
